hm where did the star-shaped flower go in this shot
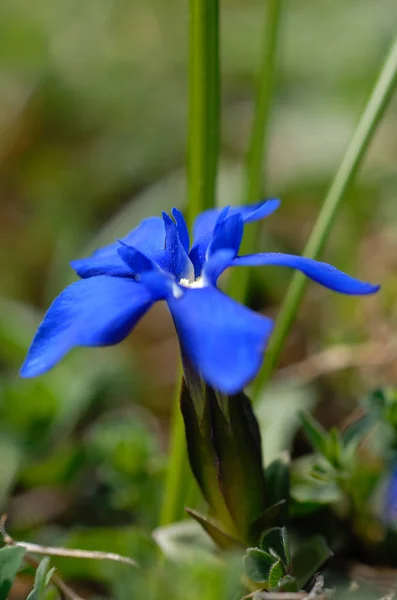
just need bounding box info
[21,200,379,393]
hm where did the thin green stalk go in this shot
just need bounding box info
[228,0,283,302]
[253,33,397,400]
[188,0,220,216]
[159,363,197,526]
[159,0,220,527]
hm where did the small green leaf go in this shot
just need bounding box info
[366,388,397,430]
[326,428,343,468]
[26,557,55,600]
[185,508,243,550]
[0,546,25,600]
[300,412,329,457]
[250,500,286,541]
[45,568,56,588]
[342,412,375,447]
[292,535,333,589]
[268,559,285,589]
[243,548,274,583]
[264,456,290,518]
[260,528,288,566]
[281,527,291,567]
[278,575,299,592]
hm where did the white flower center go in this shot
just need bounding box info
[179,277,205,289]
[172,276,206,299]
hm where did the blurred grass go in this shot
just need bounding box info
[1,1,397,598]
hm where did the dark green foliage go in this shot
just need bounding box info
[185,509,243,551]
[243,527,332,592]
[181,379,271,544]
[243,548,274,583]
[0,546,25,600]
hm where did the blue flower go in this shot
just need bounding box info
[21,200,379,394]
[385,466,397,522]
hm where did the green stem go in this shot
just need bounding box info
[188,0,220,218]
[228,0,283,302]
[252,33,397,400]
[159,363,196,526]
[159,0,220,526]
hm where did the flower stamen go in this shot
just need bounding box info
[179,277,205,289]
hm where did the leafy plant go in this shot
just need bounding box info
[243,527,332,592]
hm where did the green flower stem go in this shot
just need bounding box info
[159,0,220,527]
[159,363,197,526]
[252,33,397,400]
[228,0,283,302]
[188,0,220,217]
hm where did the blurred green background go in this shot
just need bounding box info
[1,0,397,598]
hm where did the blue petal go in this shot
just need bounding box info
[192,198,280,240]
[385,467,397,520]
[162,212,194,280]
[208,214,244,257]
[117,242,158,274]
[190,200,279,277]
[117,243,177,299]
[167,286,274,394]
[138,271,175,299]
[202,249,235,286]
[71,217,166,278]
[201,215,243,284]
[71,244,132,278]
[189,209,238,278]
[172,208,190,252]
[242,198,280,223]
[20,276,156,377]
[233,253,380,295]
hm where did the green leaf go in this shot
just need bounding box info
[260,528,288,567]
[243,548,274,583]
[181,380,267,542]
[265,456,290,507]
[250,500,286,541]
[291,535,333,589]
[26,558,55,600]
[180,382,235,534]
[277,575,299,592]
[299,412,329,457]
[207,388,267,542]
[185,509,243,551]
[326,427,343,468]
[366,387,397,430]
[0,546,25,600]
[263,456,290,526]
[281,527,291,567]
[268,559,285,589]
[342,412,375,447]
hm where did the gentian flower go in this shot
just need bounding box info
[21,200,379,394]
[385,465,397,522]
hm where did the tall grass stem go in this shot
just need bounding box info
[228,0,283,302]
[253,33,397,399]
